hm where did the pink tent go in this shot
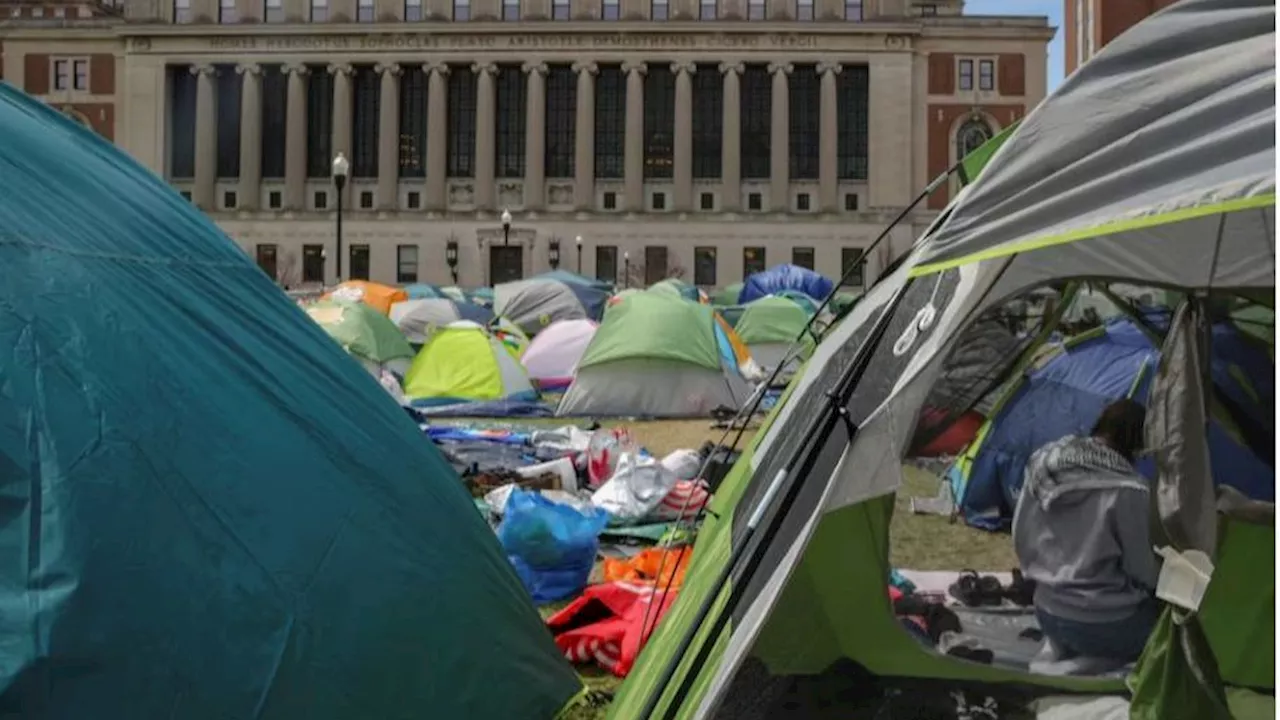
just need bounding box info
[521,319,599,390]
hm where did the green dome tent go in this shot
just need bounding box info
[711,282,744,307]
[732,296,815,371]
[306,298,415,375]
[0,84,581,720]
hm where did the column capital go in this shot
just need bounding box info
[768,61,794,76]
[424,61,450,77]
[718,61,744,76]
[235,63,262,77]
[190,63,217,77]
[471,61,498,76]
[328,62,353,77]
[572,60,598,76]
[522,61,548,76]
[375,61,402,76]
[283,63,310,77]
[817,61,843,76]
[621,60,647,76]
[670,61,697,76]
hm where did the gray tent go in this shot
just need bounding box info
[388,298,494,344]
[614,2,1274,718]
[493,274,610,336]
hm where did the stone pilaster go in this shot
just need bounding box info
[283,63,309,210]
[376,62,401,210]
[523,61,548,211]
[191,64,218,210]
[768,61,792,212]
[329,62,354,204]
[572,60,598,211]
[236,63,263,210]
[473,62,498,210]
[671,61,695,212]
[718,61,743,213]
[622,60,647,213]
[817,61,841,213]
[425,62,449,211]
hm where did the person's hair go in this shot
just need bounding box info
[1091,398,1147,462]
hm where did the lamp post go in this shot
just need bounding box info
[575,235,583,274]
[623,251,631,289]
[445,239,459,283]
[331,152,350,283]
[549,237,561,270]
[501,208,512,246]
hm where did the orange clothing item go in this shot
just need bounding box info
[324,281,408,315]
[601,545,692,590]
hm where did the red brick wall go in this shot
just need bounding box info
[927,53,954,95]
[927,103,1024,209]
[997,54,1025,96]
[56,103,114,140]
[89,54,115,94]
[24,53,49,94]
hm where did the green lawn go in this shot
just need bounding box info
[460,418,1017,719]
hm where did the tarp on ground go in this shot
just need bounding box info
[0,83,580,720]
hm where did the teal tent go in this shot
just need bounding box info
[0,85,580,718]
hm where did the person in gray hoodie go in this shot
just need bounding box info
[1012,398,1161,663]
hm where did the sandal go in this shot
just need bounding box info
[948,570,1006,607]
[1004,568,1036,606]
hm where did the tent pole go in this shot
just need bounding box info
[632,160,965,657]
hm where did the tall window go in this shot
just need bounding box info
[218,0,236,23]
[311,0,327,21]
[545,64,576,178]
[495,65,527,178]
[167,65,197,178]
[260,65,287,178]
[740,64,770,180]
[552,0,569,18]
[405,0,422,19]
[447,66,476,177]
[596,245,618,283]
[651,0,667,18]
[502,0,518,19]
[454,0,469,19]
[699,0,715,18]
[256,244,278,279]
[302,244,325,283]
[263,0,284,21]
[796,0,812,20]
[357,0,374,20]
[836,65,869,180]
[644,246,668,285]
[843,0,861,19]
[643,65,674,179]
[789,65,819,180]
[957,117,992,159]
[306,66,333,178]
[397,245,419,283]
[400,66,428,178]
[594,65,625,179]
[747,0,763,18]
[602,0,619,18]
[978,59,995,91]
[173,0,192,23]
[841,247,865,287]
[692,64,722,179]
[349,245,371,280]
[694,246,717,286]
[792,247,814,269]
[215,66,242,178]
[958,58,973,91]
[351,65,380,178]
[743,247,766,276]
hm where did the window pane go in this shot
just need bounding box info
[454,0,469,19]
[397,245,419,283]
[595,245,618,283]
[349,244,371,280]
[840,247,865,287]
[594,65,625,179]
[740,64,770,180]
[699,0,714,18]
[256,244,278,279]
[743,246,766,276]
[260,65,287,178]
[644,246,668,285]
[836,65,868,180]
[958,59,973,90]
[788,64,819,180]
[978,59,994,90]
[602,0,618,18]
[553,0,569,18]
[405,0,421,19]
[844,0,860,19]
[447,66,476,176]
[495,65,526,178]
[351,65,380,178]
[215,66,242,178]
[303,244,325,283]
[692,63,722,179]
[545,64,577,177]
[503,0,519,19]
[694,246,717,286]
[167,65,197,178]
[306,66,333,177]
[791,246,814,270]
[747,0,763,18]
[643,65,674,179]
[399,66,428,178]
[651,0,667,19]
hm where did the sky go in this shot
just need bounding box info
[964,0,1066,92]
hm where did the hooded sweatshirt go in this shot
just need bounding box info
[1012,435,1160,623]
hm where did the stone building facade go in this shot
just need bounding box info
[1,0,1052,289]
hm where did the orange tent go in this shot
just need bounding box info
[323,280,408,316]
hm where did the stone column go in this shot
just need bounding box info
[191,64,219,211]
[329,63,354,205]
[376,62,401,210]
[523,61,548,211]
[622,60,646,213]
[425,62,449,211]
[868,53,914,208]
[284,63,309,210]
[572,60,597,211]
[236,63,262,211]
[817,61,841,213]
[718,62,743,213]
[671,61,695,212]
[768,61,791,212]
[473,62,497,211]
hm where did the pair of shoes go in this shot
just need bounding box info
[948,570,1004,607]
[1005,568,1036,606]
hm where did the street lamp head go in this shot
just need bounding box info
[624,251,630,261]
[445,239,459,265]
[331,152,350,180]
[501,209,512,228]
[575,235,583,247]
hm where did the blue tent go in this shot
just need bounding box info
[403,282,445,299]
[948,315,1274,531]
[739,264,834,304]
[0,85,580,718]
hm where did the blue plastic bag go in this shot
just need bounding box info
[499,489,610,604]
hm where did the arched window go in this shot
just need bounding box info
[956,116,993,159]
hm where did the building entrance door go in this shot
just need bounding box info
[489,245,524,285]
